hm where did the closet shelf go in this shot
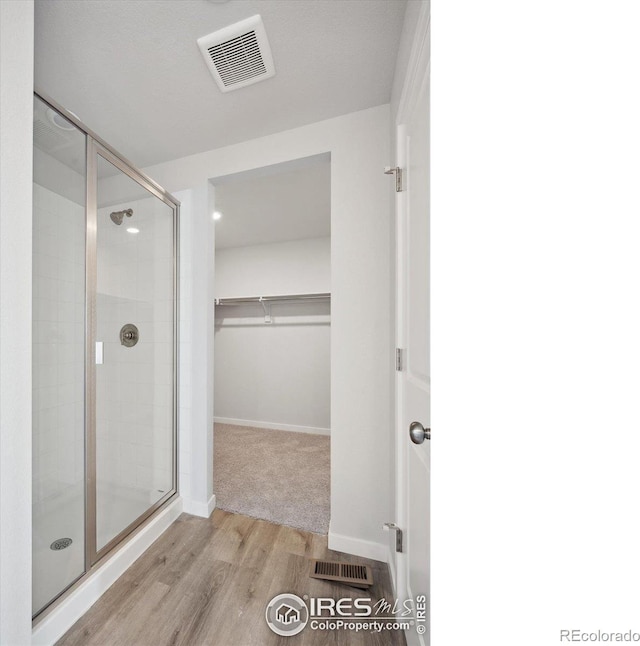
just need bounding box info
[215,292,330,305]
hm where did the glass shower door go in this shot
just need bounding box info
[92,145,176,557]
[32,92,179,618]
[32,95,87,615]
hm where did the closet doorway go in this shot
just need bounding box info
[212,154,331,535]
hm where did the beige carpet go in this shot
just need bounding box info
[213,423,330,534]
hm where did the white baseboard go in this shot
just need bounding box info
[32,497,183,646]
[328,524,388,563]
[214,416,330,436]
[387,542,398,595]
[182,493,216,518]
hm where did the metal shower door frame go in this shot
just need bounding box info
[85,139,180,568]
[32,90,180,621]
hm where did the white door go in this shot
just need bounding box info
[395,8,430,646]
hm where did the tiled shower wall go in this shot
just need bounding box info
[95,196,174,501]
[32,183,85,505]
[33,187,174,505]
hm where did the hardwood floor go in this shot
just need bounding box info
[57,510,406,646]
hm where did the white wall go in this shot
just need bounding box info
[391,1,424,128]
[144,104,394,560]
[214,238,330,434]
[0,1,34,643]
[215,237,330,298]
[173,187,216,518]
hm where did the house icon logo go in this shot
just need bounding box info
[276,603,300,625]
[265,593,309,636]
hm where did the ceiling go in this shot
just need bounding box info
[213,154,330,249]
[34,0,407,171]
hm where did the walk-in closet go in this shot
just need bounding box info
[212,154,330,534]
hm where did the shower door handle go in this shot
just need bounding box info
[95,342,104,365]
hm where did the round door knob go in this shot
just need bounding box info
[409,421,430,444]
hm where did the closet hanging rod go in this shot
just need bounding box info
[215,292,330,305]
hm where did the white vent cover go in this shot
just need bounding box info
[33,113,74,154]
[197,15,275,93]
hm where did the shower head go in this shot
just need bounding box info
[110,208,133,225]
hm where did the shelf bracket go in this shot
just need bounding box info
[259,297,272,324]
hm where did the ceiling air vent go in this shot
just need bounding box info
[197,15,275,93]
[33,112,74,154]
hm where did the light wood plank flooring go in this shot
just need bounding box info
[57,510,406,646]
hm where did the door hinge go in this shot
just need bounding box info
[396,348,405,371]
[384,166,403,192]
[383,523,403,553]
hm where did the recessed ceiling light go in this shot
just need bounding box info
[46,107,79,131]
[126,227,140,234]
[213,211,223,221]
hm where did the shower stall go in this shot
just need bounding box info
[32,93,179,618]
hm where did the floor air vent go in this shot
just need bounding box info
[309,559,374,589]
[197,15,276,93]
